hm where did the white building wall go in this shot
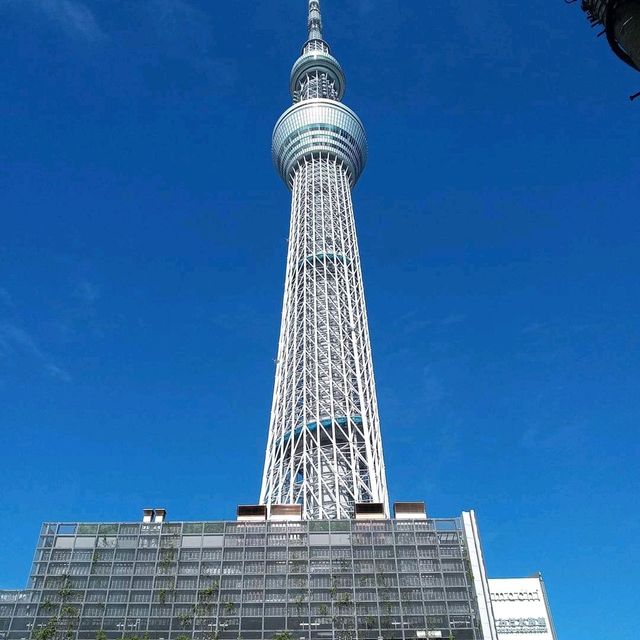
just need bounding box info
[462,511,499,640]
[488,576,557,640]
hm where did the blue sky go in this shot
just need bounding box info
[1,0,639,637]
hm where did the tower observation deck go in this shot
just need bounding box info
[260,0,389,520]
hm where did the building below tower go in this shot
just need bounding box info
[0,505,506,640]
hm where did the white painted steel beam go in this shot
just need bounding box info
[261,1,388,519]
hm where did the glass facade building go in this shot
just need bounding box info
[0,513,497,640]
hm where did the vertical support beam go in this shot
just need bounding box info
[462,510,499,640]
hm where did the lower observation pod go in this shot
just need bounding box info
[272,98,367,187]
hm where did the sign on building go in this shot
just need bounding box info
[488,575,556,640]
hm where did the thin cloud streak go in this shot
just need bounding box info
[143,0,238,84]
[2,0,237,87]
[1,0,105,42]
[0,322,71,382]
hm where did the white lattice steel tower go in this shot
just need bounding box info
[260,1,389,520]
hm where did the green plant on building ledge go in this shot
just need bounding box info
[40,599,55,614]
[293,593,307,616]
[33,619,57,640]
[194,583,218,617]
[177,612,193,628]
[199,582,219,600]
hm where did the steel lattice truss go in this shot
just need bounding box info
[261,1,389,519]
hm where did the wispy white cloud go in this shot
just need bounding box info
[0,321,71,382]
[51,277,105,341]
[147,0,213,64]
[45,0,103,41]
[142,0,237,83]
[2,0,237,86]
[520,422,586,452]
[0,273,109,382]
[150,0,210,40]
[45,362,72,382]
[1,0,105,41]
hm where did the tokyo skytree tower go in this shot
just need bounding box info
[260,1,389,520]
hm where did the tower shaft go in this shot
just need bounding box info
[261,1,388,519]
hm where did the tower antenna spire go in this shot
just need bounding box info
[308,0,323,41]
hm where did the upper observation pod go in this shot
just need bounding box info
[290,45,346,103]
[272,0,367,187]
[272,99,367,187]
[290,0,345,102]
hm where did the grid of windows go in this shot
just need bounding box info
[0,519,483,640]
